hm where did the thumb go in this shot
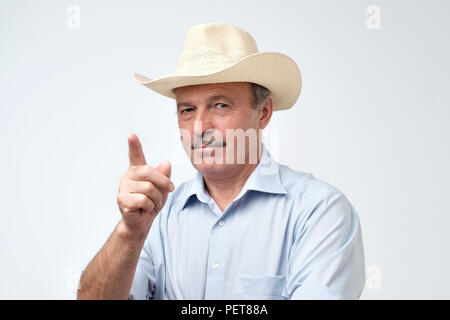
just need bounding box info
[128,132,147,166]
[156,160,172,179]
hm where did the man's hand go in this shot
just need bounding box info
[117,133,175,239]
[77,133,173,299]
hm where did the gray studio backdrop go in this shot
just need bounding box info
[1,0,449,299]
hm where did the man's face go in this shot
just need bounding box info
[174,82,272,176]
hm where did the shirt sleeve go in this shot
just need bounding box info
[128,237,157,300]
[287,191,366,300]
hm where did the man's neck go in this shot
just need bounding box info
[202,161,259,212]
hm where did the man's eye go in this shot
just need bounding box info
[180,108,193,114]
[215,103,228,109]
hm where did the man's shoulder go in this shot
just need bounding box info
[278,163,343,200]
[278,164,355,225]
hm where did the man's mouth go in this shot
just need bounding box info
[200,139,214,148]
[192,136,226,149]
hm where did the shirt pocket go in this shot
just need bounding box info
[233,274,287,300]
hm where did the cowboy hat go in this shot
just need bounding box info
[134,23,302,111]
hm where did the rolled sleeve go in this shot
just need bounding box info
[291,284,344,300]
[287,191,366,300]
[128,238,157,300]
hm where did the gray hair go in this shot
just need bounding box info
[251,83,271,110]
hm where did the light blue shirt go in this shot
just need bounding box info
[129,143,365,300]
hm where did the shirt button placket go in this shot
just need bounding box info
[204,202,228,299]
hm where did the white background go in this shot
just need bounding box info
[1,0,449,299]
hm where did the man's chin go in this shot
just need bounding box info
[193,161,227,175]
[191,153,232,177]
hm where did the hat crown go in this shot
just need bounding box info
[176,23,259,75]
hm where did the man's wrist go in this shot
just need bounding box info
[116,220,149,244]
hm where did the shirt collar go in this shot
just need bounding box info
[180,143,287,210]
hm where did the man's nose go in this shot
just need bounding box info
[193,107,214,132]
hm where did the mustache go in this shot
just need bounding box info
[191,135,226,149]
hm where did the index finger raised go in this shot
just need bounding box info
[128,132,147,167]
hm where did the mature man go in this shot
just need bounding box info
[77,23,365,300]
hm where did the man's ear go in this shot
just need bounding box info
[259,96,274,130]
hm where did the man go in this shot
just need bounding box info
[77,23,365,300]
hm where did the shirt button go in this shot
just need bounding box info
[218,220,225,226]
[212,263,219,270]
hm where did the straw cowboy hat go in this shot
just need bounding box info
[134,23,302,111]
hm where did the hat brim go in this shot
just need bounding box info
[134,52,301,111]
